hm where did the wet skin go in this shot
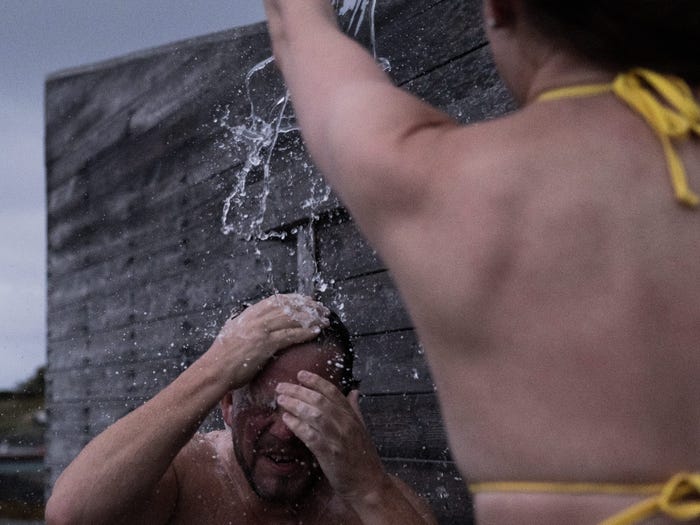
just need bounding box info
[262,2,700,523]
[168,342,356,525]
[45,294,437,525]
[226,342,344,503]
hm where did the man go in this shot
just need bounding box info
[262,1,700,524]
[45,294,437,525]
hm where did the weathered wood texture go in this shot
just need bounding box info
[45,1,513,522]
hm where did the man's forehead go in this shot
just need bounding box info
[251,342,343,388]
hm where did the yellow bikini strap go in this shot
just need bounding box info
[539,68,700,208]
[468,480,664,496]
[600,472,700,525]
[539,82,613,101]
[469,472,700,525]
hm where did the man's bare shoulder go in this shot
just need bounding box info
[167,430,246,524]
[174,430,232,478]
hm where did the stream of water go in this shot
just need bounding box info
[214,0,388,300]
[218,0,387,244]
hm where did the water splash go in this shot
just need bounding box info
[218,0,389,244]
[335,0,375,49]
[219,56,294,241]
[436,485,450,500]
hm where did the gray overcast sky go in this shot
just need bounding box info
[0,1,266,390]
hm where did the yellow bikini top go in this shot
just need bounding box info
[538,68,700,208]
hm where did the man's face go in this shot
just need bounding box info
[230,342,344,503]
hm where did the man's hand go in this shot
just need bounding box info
[275,370,388,500]
[213,294,330,389]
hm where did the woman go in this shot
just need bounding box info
[262,1,700,523]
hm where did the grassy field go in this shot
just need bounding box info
[0,395,44,447]
[0,496,44,521]
[0,393,45,521]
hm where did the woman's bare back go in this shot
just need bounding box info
[388,93,700,523]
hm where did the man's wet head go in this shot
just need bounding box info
[220,311,356,503]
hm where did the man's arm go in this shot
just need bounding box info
[45,294,329,525]
[276,371,438,525]
[263,1,458,246]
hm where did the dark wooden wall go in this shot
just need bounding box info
[45,1,513,523]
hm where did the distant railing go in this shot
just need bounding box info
[0,445,45,462]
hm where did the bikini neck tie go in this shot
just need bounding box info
[539,68,700,208]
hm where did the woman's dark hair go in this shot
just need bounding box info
[315,310,360,395]
[520,1,700,83]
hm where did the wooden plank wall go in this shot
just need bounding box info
[45,1,513,523]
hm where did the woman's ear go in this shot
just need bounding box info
[484,0,518,29]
